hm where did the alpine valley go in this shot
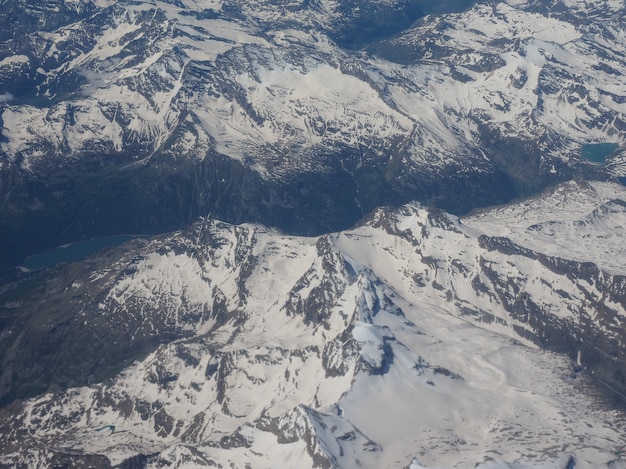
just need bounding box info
[1,0,626,468]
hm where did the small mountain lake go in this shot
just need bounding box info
[580,143,619,163]
[19,235,147,271]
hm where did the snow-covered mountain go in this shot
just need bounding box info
[2,0,626,466]
[1,0,626,268]
[1,179,625,468]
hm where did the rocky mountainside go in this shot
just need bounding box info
[1,179,625,468]
[1,0,626,269]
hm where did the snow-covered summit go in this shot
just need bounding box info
[1,179,625,468]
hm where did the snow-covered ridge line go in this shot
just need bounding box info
[0,179,625,468]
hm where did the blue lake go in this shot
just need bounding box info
[580,143,619,163]
[20,235,147,271]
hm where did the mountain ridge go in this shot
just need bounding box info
[1,179,625,467]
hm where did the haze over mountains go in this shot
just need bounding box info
[1,0,626,467]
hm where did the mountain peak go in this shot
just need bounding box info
[1,180,626,467]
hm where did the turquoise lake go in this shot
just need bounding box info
[20,235,146,271]
[580,143,619,163]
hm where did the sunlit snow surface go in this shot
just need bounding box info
[1,180,625,468]
[2,0,626,465]
[464,180,626,275]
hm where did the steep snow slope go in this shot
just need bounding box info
[1,179,625,468]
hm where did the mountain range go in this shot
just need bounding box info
[1,0,626,467]
[1,179,626,467]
